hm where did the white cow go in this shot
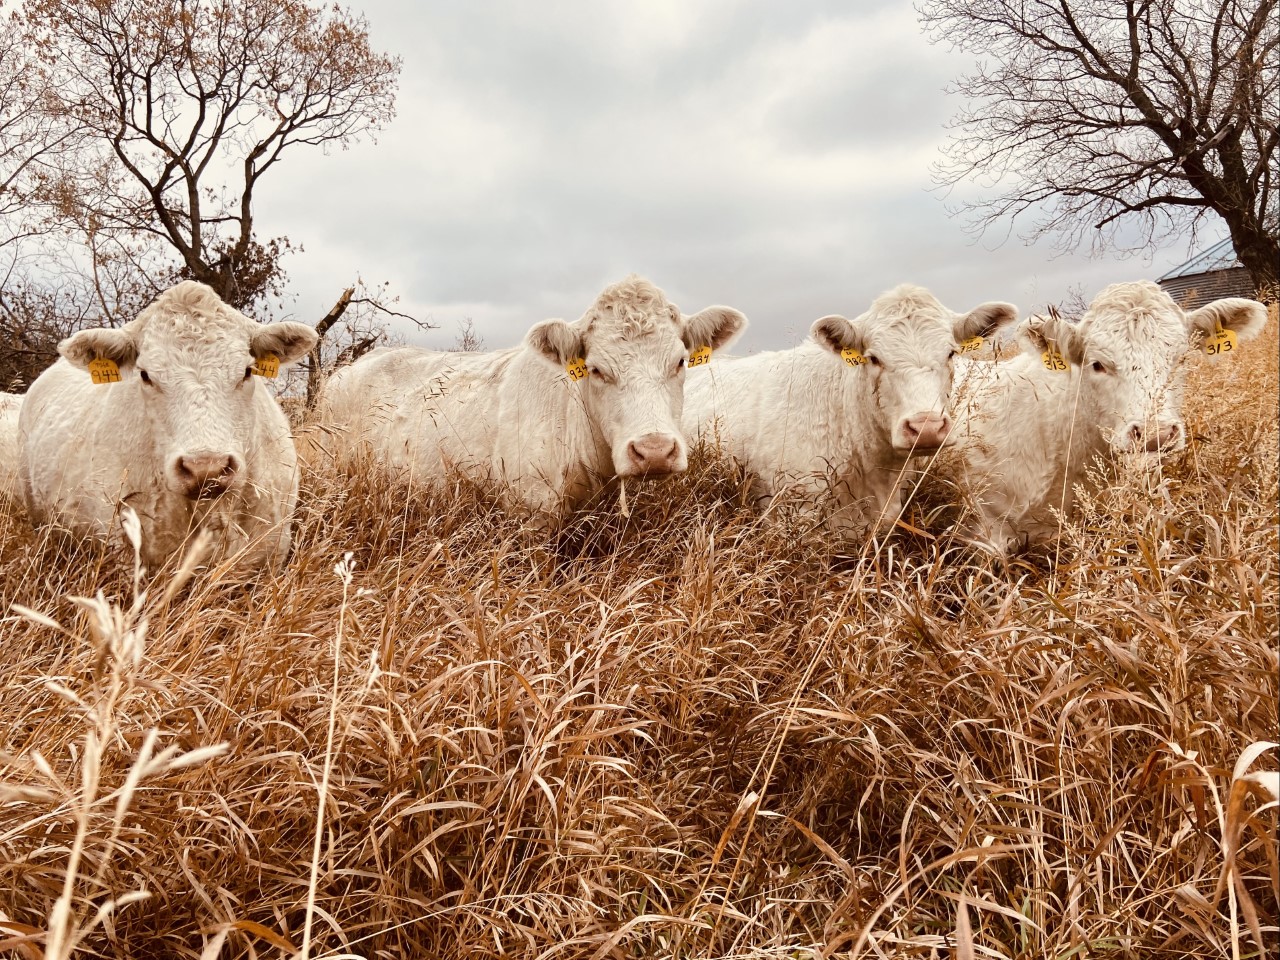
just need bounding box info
[19,281,318,570]
[315,275,747,528]
[946,280,1267,553]
[684,284,1018,537]
[1,393,22,503]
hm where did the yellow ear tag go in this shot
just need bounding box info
[88,356,121,385]
[840,347,867,367]
[565,357,588,381]
[252,354,280,378]
[1041,348,1070,372]
[688,345,712,368]
[1204,324,1237,356]
[959,336,985,354]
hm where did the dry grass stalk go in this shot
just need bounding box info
[0,308,1275,958]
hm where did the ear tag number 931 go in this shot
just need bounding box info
[1204,325,1236,356]
[1041,348,1070,372]
[840,347,867,367]
[88,357,121,385]
[688,345,712,368]
[565,357,588,381]
[253,354,280,378]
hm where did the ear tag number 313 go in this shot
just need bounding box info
[1041,348,1069,372]
[566,357,588,381]
[1205,325,1237,356]
[253,353,280,378]
[688,345,712,368]
[88,357,121,385]
[841,347,867,367]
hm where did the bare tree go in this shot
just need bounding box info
[17,0,402,311]
[919,0,1279,298]
[452,317,485,352]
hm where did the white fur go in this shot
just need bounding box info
[315,276,747,526]
[0,393,22,503]
[684,284,1017,536]
[947,281,1267,553]
[18,281,317,570]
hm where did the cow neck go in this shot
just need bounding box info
[512,347,608,480]
[823,345,895,468]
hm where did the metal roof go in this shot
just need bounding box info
[1157,237,1242,280]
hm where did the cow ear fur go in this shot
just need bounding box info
[810,315,864,356]
[1019,314,1082,364]
[59,328,138,371]
[1185,298,1267,344]
[954,301,1018,343]
[526,319,584,367]
[682,306,748,352]
[252,322,319,366]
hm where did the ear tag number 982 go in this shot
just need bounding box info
[253,353,280,378]
[688,345,712,367]
[565,357,588,381]
[1041,348,1069,372]
[1205,325,1237,356]
[841,347,867,367]
[88,357,121,385]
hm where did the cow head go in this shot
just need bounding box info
[527,276,747,478]
[1021,281,1266,455]
[60,280,317,499]
[811,284,1017,453]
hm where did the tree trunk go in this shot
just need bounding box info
[1228,225,1280,303]
[305,286,355,409]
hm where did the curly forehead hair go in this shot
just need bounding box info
[128,281,254,352]
[1083,281,1181,337]
[865,284,948,331]
[582,275,682,338]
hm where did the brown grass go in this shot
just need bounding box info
[1,309,1276,959]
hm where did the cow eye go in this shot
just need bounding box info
[1090,360,1107,373]
[947,349,957,360]
[244,366,254,380]
[866,355,881,367]
[139,370,152,384]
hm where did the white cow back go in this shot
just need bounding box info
[0,393,22,503]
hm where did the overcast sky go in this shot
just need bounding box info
[258,0,1206,353]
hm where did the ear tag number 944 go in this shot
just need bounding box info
[565,357,588,381]
[253,353,280,378]
[688,345,712,367]
[840,347,867,367]
[1041,348,1070,372]
[1205,325,1237,356]
[88,357,121,385]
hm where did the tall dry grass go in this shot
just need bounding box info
[1,309,1276,959]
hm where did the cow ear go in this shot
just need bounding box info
[1020,314,1082,363]
[682,306,748,352]
[526,318,584,367]
[59,328,138,370]
[954,301,1018,342]
[251,322,319,366]
[810,314,864,355]
[1185,297,1268,344]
